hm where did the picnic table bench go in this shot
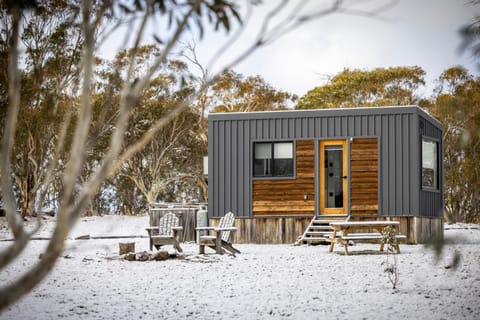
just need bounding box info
[325,220,406,255]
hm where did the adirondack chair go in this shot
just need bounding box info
[196,211,240,255]
[146,212,183,253]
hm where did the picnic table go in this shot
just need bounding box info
[326,220,406,255]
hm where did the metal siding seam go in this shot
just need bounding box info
[276,118,281,138]
[396,115,403,216]
[387,115,394,215]
[270,119,275,139]
[302,117,308,137]
[216,121,220,217]
[296,118,301,139]
[255,119,261,140]
[322,117,328,137]
[227,121,232,215]
[352,116,358,136]
[309,117,315,138]
[382,115,390,215]
[411,113,420,216]
[362,116,368,136]
[335,117,341,137]
[232,121,238,216]
[329,117,334,137]
[403,114,410,216]
[238,121,244,217]
[260,119,265,139]
[272,118,276,138]
[289,118,295,138]
[377,115,385,215]
[316,117,320,137]
[245,120,252,218]
[222,121,227,213]
[328,117,332,137]
[264,119,269,139]
[218,121,225,217]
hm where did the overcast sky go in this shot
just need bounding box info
[101,0,479,99]
[190,0,479,98]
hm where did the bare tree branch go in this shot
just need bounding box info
[0,0,400,310]
[0,4,28,267]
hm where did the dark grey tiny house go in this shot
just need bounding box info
[208,106,444,243]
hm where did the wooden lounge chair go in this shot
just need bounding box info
[146,212,183,253]
[197,211,240,255]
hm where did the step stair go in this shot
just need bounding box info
[294,216,344,245]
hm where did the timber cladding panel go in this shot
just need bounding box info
[209,217,312,244]
[252,140,315,216]
[350,138,379,216]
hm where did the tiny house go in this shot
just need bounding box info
[208,106,444,244]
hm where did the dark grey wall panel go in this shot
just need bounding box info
[418,115,444,217]
[208,106,444,219]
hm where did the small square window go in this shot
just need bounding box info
[254,142,293,177]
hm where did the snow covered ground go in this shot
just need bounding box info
[1,215,479,320]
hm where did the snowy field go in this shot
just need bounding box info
[1,215,479,320]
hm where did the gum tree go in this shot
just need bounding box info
[0,0,397,309]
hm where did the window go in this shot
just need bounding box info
[422,139,438,189]
[254,142,293,177]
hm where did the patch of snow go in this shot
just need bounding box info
[0,216,479,319]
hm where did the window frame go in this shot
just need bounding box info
[421,137,440,191]
[253,141,295,179]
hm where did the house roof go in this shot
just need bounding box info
[208,105,444,130]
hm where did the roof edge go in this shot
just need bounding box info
[208,106,443,130]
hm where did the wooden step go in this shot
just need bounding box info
[295,217,348,246]
[306,231,332,236]
[309,225,333,230]
[303,237,329,242]
[311,219,334,225]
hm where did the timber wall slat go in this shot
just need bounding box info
[350,138,379,217]
[209,217,312,244]
[252,140,315,216]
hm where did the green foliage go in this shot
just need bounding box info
[0,0,82,216]
[459,1,480,70]
[428,66,480,223]
[90,44,204,213]
[296,66,425,109]
[209,69,297,113]
[115,0,242,42]
[0,0,245,216]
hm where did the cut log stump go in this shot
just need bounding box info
[119,242,135,255]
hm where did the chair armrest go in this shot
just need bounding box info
[145,226,158,231]
[214,227,237,232]
[195,226,216,231]
[172,226,183,231]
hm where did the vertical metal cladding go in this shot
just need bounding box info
[419,115,444,217]
[208,106,444,219]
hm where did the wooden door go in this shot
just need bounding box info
[320,140,347,215]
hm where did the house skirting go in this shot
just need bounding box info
[208,216,444,244]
